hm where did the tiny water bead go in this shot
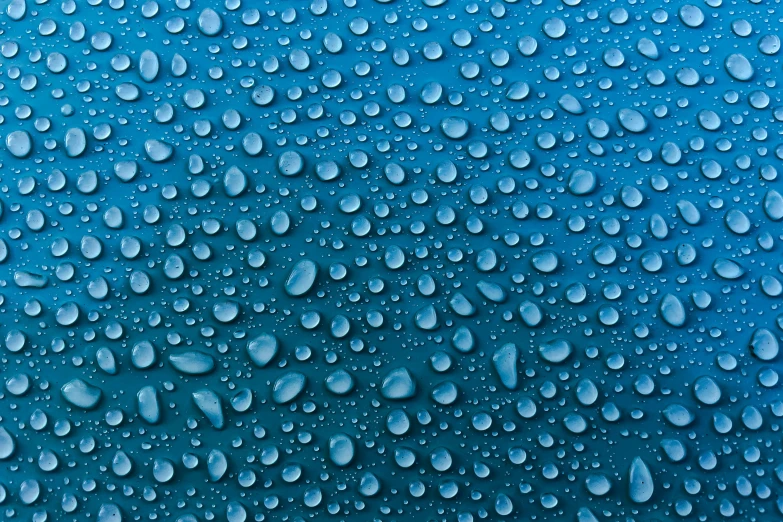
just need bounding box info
[0,0,780,521]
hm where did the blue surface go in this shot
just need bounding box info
[0,0,782,521]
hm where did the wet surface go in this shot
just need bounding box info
[0,0,782,521]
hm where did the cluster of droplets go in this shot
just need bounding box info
[1,0,783,521]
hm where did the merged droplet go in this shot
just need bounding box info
[60,379,102,410]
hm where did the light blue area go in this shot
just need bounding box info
[0,0,781,520]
